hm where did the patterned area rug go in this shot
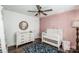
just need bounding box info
[23,42,62,53]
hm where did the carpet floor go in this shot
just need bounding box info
[23,42,62,53]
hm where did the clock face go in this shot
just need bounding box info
[19,21,28,30]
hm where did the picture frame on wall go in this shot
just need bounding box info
[19,21,28,30]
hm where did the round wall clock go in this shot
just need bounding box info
[19,21,28,30]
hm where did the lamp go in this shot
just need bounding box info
[72,20,79,28]
[72,20,79,51]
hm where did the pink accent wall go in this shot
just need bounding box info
[40,9,79,49]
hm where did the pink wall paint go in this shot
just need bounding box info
[40,9,79,49]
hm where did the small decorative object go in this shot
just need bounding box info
[19,21,28,30]
[62,40,70,51]
[29,31,32,33]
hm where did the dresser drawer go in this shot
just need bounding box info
[17,40,26,45]
[29,37,34,41]
[20,40,26,44]
[16,32,35,46]
[21,38,25,40]
[21,35,25,37]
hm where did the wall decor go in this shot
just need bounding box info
[19,21,28,30]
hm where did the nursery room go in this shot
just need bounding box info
[0,5,79,53]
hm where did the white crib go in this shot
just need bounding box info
[42,29,63,49]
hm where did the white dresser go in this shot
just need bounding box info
[16,31,34,48]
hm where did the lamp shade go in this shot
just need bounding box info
[72,20,79,28]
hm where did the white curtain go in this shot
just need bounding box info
[0,5,7,53]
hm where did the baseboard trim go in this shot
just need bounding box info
[8,38,41,49]
[8,41,33,49]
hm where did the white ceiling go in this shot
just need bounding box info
[2,5,79,17]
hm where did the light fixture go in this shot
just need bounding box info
[72,20,79,28]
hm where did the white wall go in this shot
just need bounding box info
[2,9,40,47]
